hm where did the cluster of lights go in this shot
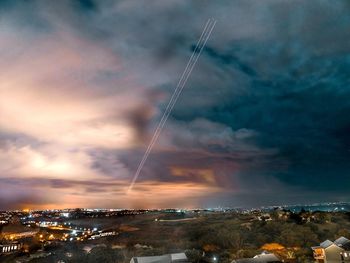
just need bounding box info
[37,227,101,243]
[1,244,21,253]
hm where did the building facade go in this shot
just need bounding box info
[312,237,350,263]
[0,242,22,254]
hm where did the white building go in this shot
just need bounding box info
[232,252,281,263]
[130,253,189,263]
[0,242,22,254]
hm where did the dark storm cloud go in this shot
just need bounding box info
[1,0,350,208]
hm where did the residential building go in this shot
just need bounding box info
[130,253,189,263]
[0,242,22,254]
[312,237,350,262]
[232,252,282,263]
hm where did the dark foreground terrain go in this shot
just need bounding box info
[1,208,350,262]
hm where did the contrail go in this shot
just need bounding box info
[127,18,217,193]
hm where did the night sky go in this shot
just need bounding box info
[1,0,350,210]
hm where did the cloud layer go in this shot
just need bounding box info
[1,0,350,209]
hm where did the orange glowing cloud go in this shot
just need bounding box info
[6,177,223,210]
[170,166,216,184]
